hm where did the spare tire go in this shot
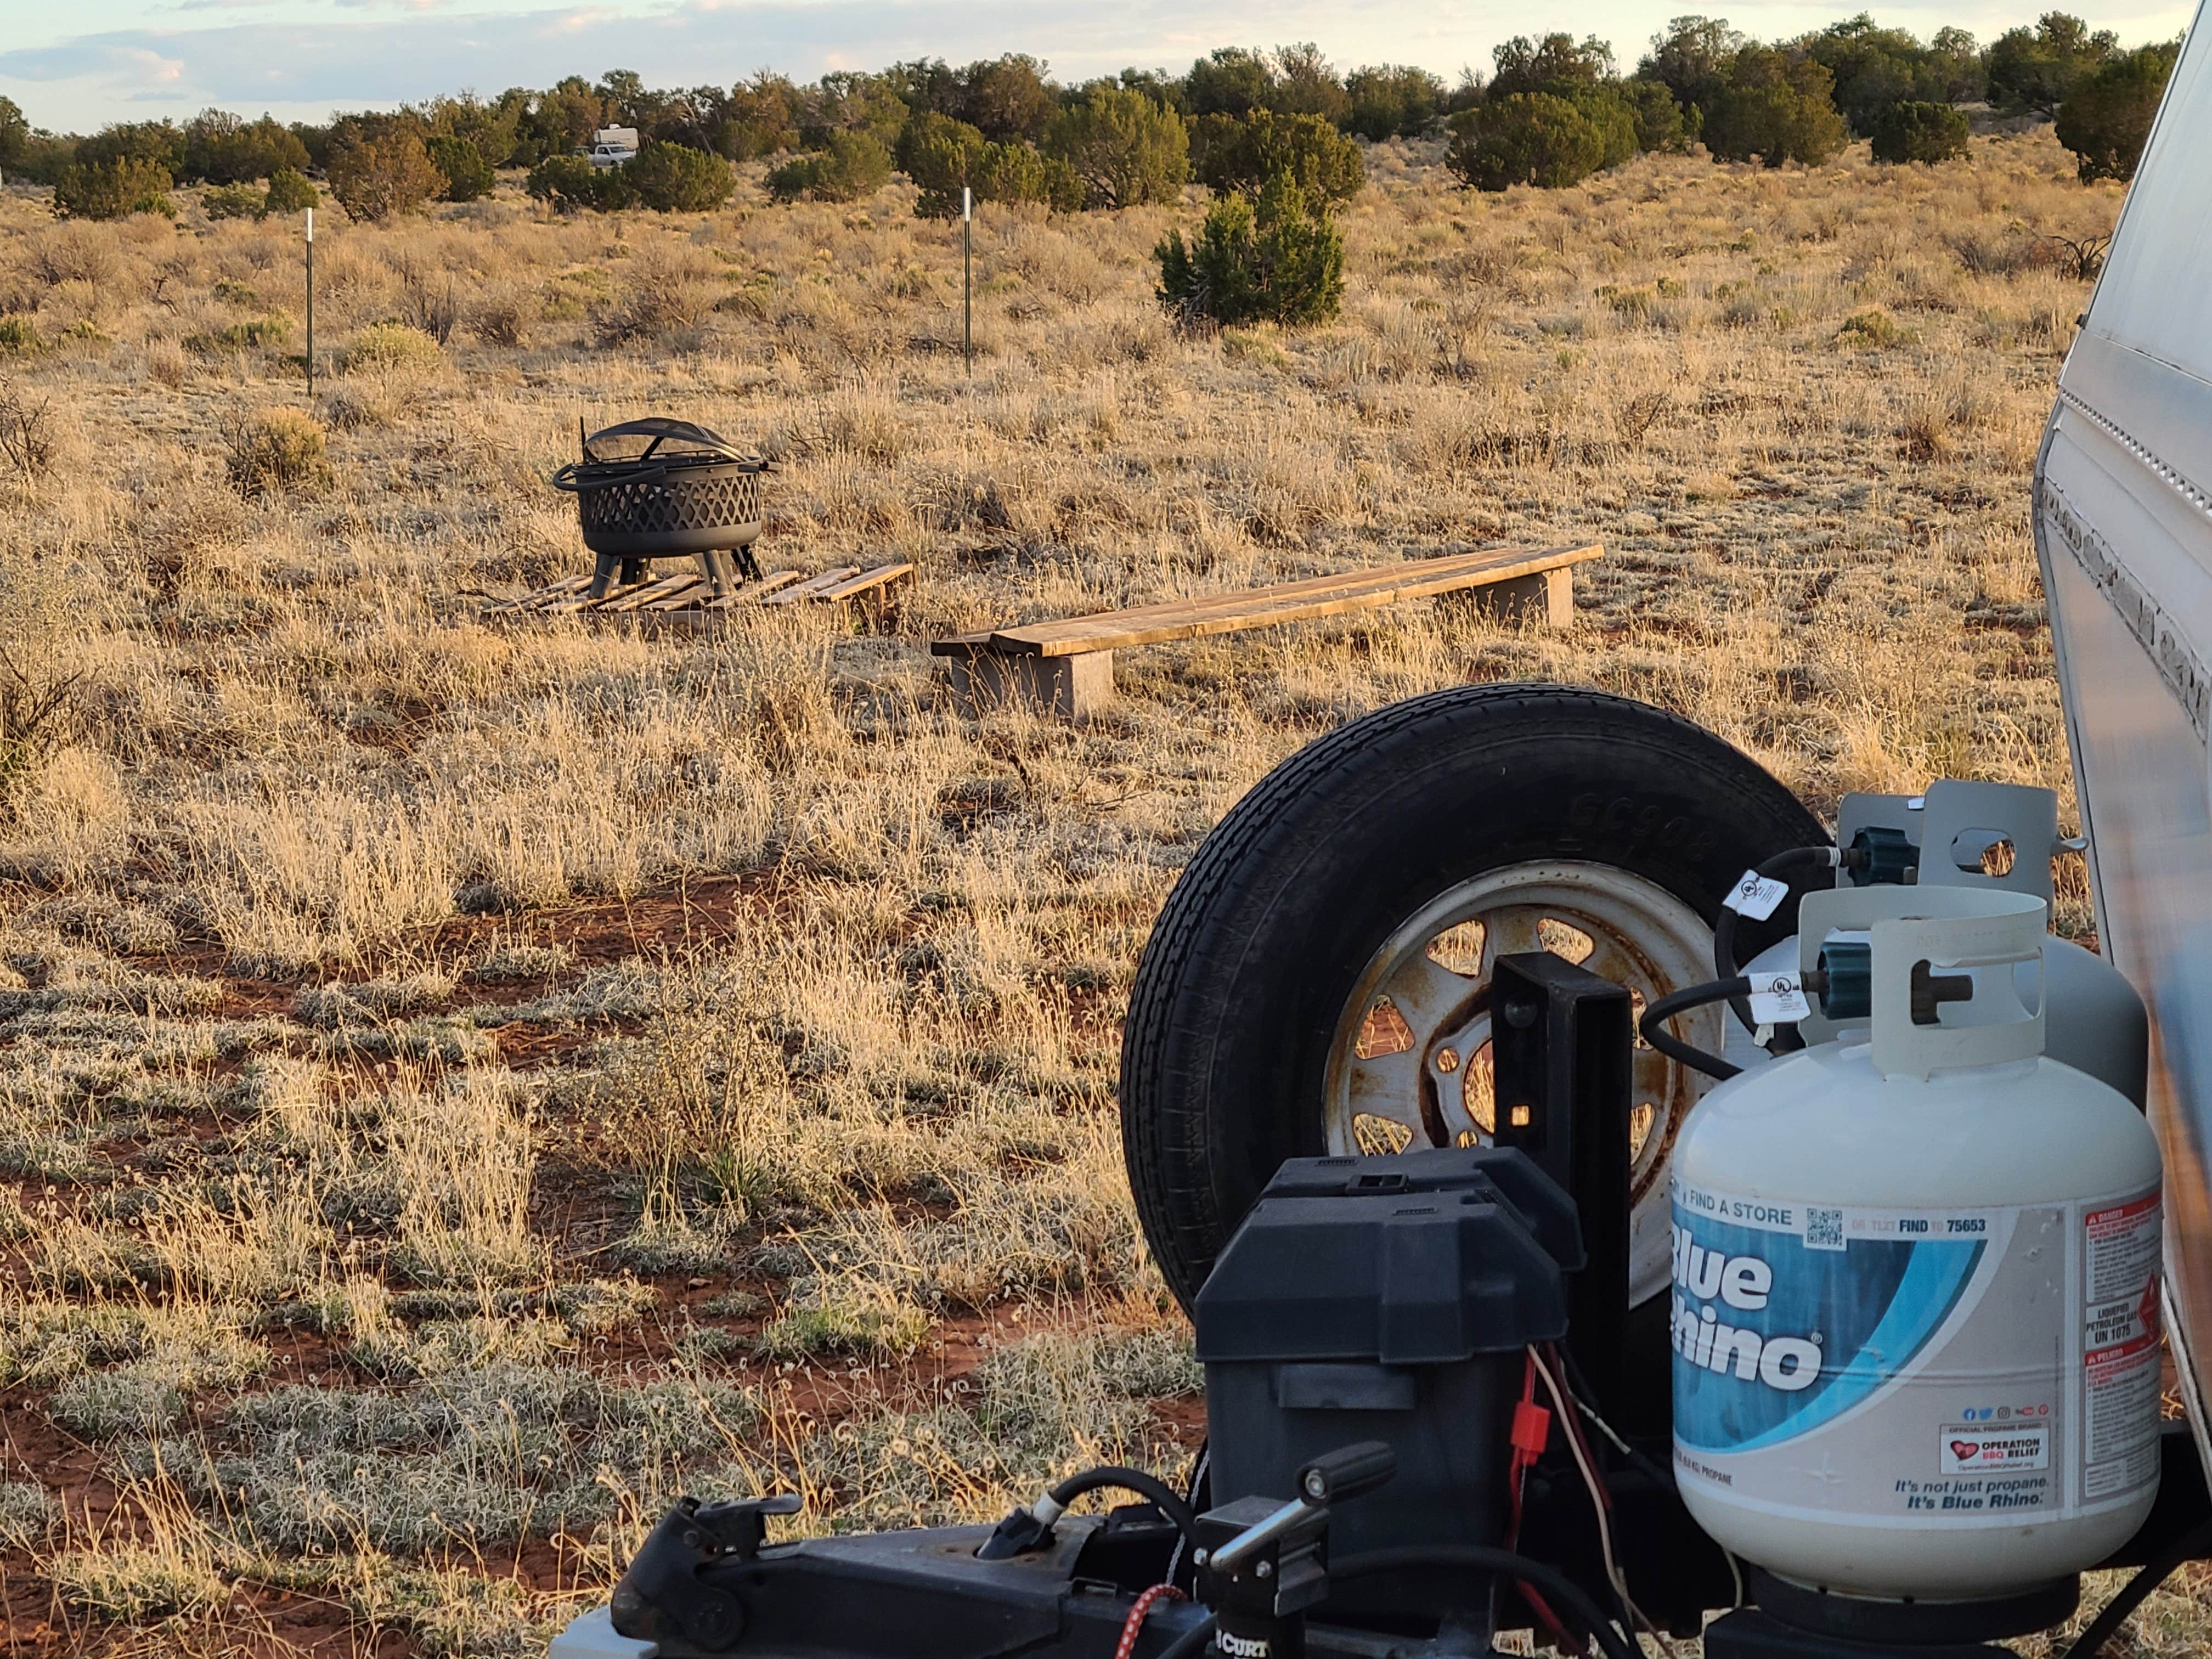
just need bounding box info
[1120,683,1827,1314]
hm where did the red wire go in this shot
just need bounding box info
[1114,1583,1187,1659]
[1504,1350,1581,1652]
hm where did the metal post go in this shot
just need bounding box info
[304,207,314,403]
[962,187,972,376]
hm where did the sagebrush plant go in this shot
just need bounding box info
[223,407,333,496]
[0,130,2193,1653]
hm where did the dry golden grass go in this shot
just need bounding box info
[0,130,2185,1652]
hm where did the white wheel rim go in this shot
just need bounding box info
[1322,861,1724,1307]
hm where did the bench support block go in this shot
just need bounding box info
[945,649,1114,721]
[1446,567,1575,628]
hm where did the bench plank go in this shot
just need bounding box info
[761,566,861,605]
[988,544,1601,657]
[815,562,914,602]
[595,571,706,613]
[484,573,592,616]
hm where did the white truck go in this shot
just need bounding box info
[586,127,639,171]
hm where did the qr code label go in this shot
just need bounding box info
[1805,1207,1845,1251]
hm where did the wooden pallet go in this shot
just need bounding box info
[484,562,913,629]
[932,543,1601,720]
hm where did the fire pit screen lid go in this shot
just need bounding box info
[554,418,765,493]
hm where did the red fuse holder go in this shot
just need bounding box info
[1511,1399,1551,1458]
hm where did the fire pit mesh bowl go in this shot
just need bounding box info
[552,417,770,596]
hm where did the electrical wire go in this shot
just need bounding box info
[2063,1519,2212,1657]
[1530,1345,1664,1650]
[1329,1548,1637,1659]
[1502,1351,1577,1651]
[1166,1443,1210,1588]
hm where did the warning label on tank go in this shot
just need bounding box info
[1672,1178,2162,1529]
[2084,1193,2162,1500]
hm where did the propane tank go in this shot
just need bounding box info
[1672,888,2163,1602]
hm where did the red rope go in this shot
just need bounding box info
[1115,1583,1188,1659]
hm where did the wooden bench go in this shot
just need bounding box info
[930,543,1601,720]
[483,562,913,631]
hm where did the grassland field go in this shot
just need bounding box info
[0,125,2201,1655]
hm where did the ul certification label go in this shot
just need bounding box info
[2084,1192,2162,1500]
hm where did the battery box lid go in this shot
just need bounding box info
[1193,1148,1582,1367]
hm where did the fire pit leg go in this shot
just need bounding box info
[586,552,621,600]
[700,549,733,598]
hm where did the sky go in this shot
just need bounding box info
[0,0,2196,134]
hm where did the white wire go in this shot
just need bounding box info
[1165,1444,1208,1586]
[1567,1389,1635,1461]
[1527,1346,1673,1656]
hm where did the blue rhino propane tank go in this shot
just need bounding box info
[1672,887,2163,1601]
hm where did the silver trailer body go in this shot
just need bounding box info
[2035,1,2212,1455]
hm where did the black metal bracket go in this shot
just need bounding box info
[611,1493,802,1649]
[1489,952,1632,1421]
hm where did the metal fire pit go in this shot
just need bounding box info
[552,417,769,599]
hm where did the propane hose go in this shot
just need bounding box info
[1039,1466,1201,1545]
[1329,1548,1638,1659]
[1713,845,1840,1043]
[1640,977,1756,1081]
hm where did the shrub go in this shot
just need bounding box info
[469,283,540,347]
[979,144,1083,213]
[1045,84,1190,209]
[425,135,493,202]
[1836,308,1910,347]
[1342,65,1446,139]
[1988,12,2119,118]
[263,168,318,216]
[595,247,719,343]
[1800,16,1987,136]
[185,317,291,357]
[1446,94,1606,190]
[0,319,38,356]
[327,129,442,222]
[341,322,445,375]
[2056,42,2180,183]
[1870,100,1971,165]
[0,97,25,172]
[526,154,602,212]
[183,111,310,185]
[225,409,332,497]
[1624,82,1690,151]
[1702,47,1849,166]
[1156,172,1343,328]
[899,114,1079,217]
[1193,110,1364,205]
[765,132,892,203]
[54,157,174,221]
[626,143,735,211]
[202,182,266,221]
